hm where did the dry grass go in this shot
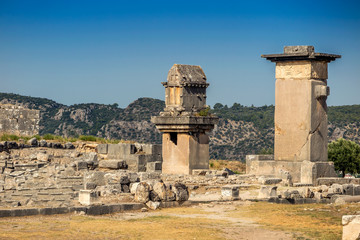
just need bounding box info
[0,212,227,240]
[0,202,359,239]
[228,202,360,240]
[209,159,246,173]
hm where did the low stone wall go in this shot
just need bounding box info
[97,143,162,172]
[0,104,40,136]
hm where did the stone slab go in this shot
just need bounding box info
[342,215,360,240]
[317,178,360,186]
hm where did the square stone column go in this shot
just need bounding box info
[264,46,340,162]
[247,46,340,184]
[152,64,218,175]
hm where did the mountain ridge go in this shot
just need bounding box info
[1,92,359,161]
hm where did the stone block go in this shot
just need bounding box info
[99,160,127,169]
[130,183,139,194]
[316,178,360,186]
[76,161,88,170]
[246,155,274,161]
[343,184,354,196]
[301,161,337,184]
[84,171,106,187]
[146,161,162,172]
[79,190,93,206]
[96,144,108,154]
[329,184,344,194]
[134,182,150,203]
[354,185,360,196]
[146,201,160,210]
[173,183,189,201]
[342,215,360,240]
[221,185,240,200]
[39,207,69,215]
[258,186,277,199]
[107,143,136,159]
[246,159,302,182]
[258,177,282,185]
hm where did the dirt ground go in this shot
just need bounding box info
[0,199,359,239]
[0,201,296,240]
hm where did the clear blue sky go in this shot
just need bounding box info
[1,0,359,107]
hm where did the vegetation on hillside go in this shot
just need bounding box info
[1,92,359,161]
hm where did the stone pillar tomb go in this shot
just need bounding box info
[151,64,218,174]
[246,46,341,184]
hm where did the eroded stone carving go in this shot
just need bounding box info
[152,64,218,174]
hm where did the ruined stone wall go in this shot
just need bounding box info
[0,104,40,136]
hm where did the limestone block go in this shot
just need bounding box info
[258,186,277,199]
[334,196,360,205]
[76,161,88,170]
[284,45,314,54]
[130,182,139,194]
[162,132,209,175]
[79,190,93,206]
[275,61,328,80]
[173,183,189,201]
[149,190,160,202]
[98,160,127,169]
[258,177,282,185]
[27,138,38,146]
[301,161,337,184]
[146,201,161,210]
[153,181,167,201]
[84,171,106,187]
[135,182,151,203]
[64,142,75,149]
[354,185,360,196]
[343,184,355,196]
[329,184,343,194]
[274,79,328,162]
[39,140,47,147]
[246,155,274,161]
[342,215,360,240]
[221,185,240,200]
[146,161,162,172]
[96,144,108,154]
[36,152,49,162]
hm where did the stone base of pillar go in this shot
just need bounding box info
[300,161,337,184]
[246,155,337,184]
[162,132,210,175]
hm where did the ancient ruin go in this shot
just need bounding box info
[0,104,40,136]
[247,46,341,184]
[152,64,218,174]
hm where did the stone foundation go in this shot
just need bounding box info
[246,155,336,183]
[162,132,209,174]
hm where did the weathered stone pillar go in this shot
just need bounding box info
[246,46,341,184]
[263,46,340,163]
[151,64,218,174]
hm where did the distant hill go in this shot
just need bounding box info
[1,92,359,161]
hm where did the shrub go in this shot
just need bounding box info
[79,135,97,142]
[0,134,19,141]
[198,107,210,116]
[328,138,360,177]
[43,134,55,140]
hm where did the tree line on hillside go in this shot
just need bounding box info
[0,92,359,161]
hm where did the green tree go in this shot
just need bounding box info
[328,138,360,177]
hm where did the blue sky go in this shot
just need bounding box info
[1,0,359,107]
